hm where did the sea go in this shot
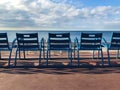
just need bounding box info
[0,30,119,42]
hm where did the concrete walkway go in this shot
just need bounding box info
[0,68,120,90]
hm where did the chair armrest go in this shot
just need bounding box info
[11,38,17,48]
[46,38,50,50]
[40,37,44,49]
[102,38,109,48]
[74,37,79,49]
[69,38,72,49]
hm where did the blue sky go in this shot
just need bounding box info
[82,0,120,7]
[0,0,120,30]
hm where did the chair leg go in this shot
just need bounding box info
[42,39,45,59]
[92,50,94,60]
[98,50,100,59]
[46,50,49,66]
[107,49,111,65]
[101,49,104,66]
[68,51,69,59]
[70,50,72,66]
[49,50,50,59]
[14,49,18,67]
[68,50,71,59]
[78,50,80,67]
[118,49,119,58]
[43,47,45,59]
[19,50,21,59]
[74,47,76,59]
[8,49,12,67]
[23,50,25,59]
[116,49,119,59]
[39,50,41,66]
[68,50,72,66]
[0,51,1,59]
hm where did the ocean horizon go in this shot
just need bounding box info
[0,30,119,42]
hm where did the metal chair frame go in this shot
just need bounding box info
[0,33,16,67]
[14,33,43,67]
[75,33,104,66]
[46,33,72,66]
[106,32,120,65]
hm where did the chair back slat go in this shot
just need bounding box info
[49,33,70,50]
[112,33,120,38]
[17,33,38,38]
[80,33,102,49]
[0,33,8,38]
[81,39,101,43]
[18,45,40,48]
[0,33,9,49]
[50,45,69,49]
[111,32,120,48]
[81,33,102,38]
[18,40,38,43]
[80,45,101,49]
[49,33,70,38]
[50,39,70,43]
[16,33,39,49]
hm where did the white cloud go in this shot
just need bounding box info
[0,0,120,30]
[0,0,20,4]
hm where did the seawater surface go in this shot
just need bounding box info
[0,30,118,42]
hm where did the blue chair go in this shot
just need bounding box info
[75,33,104,66]
[14,33,43,67]
[46,33,72,66]
[0,33,16,67]
[106,32,120,65]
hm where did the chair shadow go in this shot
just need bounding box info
[1,57,120,67]
[0,66,120,75]
[0,57,120,75]
[0,62,7,67]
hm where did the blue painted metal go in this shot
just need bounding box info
[105,32,120,65]
[75,33,104,66]
[0,33,16,67]
[46,33,72,66]
[14,33,43,67]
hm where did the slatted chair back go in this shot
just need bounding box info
[16,33,39,50]
[48,33,71,50]
[110,32,120,49]
[0,33,9,49]
[80,33,102,50]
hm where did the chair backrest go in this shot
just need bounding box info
[0,33,9,49]
[16,33,39,49]
[80,33,102,49]
[48,33,71,50]
[110,32,120,48]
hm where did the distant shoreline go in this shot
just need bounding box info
[0,30,120,32]
[0,30,119,42]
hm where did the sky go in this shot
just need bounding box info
[0,0,120,31]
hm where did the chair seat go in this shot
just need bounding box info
[77,45,102,50]
[78,48,102,50]
[18,48,41,51]
[108,47,120,50]
[48,48,72,50]
[0,48,11,51]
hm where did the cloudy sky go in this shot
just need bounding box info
[0,0,120,30]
